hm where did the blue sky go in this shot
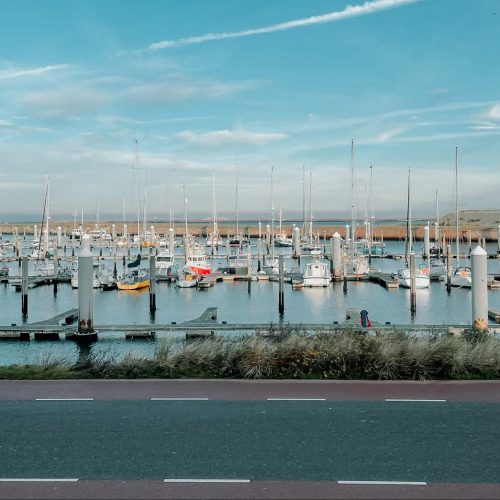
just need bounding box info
[1,0,499,222]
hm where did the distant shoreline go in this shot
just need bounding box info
[0,220,499,241]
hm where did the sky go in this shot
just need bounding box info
[1,0,500,223]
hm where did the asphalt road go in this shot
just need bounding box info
[0,380,499,499]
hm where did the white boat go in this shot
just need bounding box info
[176,265,198,288]
[450,147,472,289]
[429,258,446,281]
[397,169,429,289]
[262,255,279,276]
[397,267,430,289]
[96,264,116,289]
[219,254,250,276]
[206,172,223,248]
[274,207,292,247]
[155,249,175,277]
[451,265,472,288]
[303,259,331,287]
[274,233,292,247]
[71,269,101,289]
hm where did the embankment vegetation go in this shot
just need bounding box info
[1,328,499,380]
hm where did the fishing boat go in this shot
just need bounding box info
[176,265,198,288]
[186,241,212,275]
[155,249,175,277]
[303,259,331,287]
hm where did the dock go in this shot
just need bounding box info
[488,309,500,323]
[369,271,399,289]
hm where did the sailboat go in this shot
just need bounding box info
[182,185,211,276]
[301,170,322,256]
[428,190,446,280]
[116,253,150,290]
[450,147,472,288]
[263,166,281,275]
[228,161,247,247]
[397,170,430,289]
[206,172,223,247]
[274,206,292,247]
[343,141,369,277]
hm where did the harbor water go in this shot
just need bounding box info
[1,234,500,365]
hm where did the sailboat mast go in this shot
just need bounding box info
[309,171,313,243]
[270,166,275,257]
[455,146,459,265]
[235,160,239,236]
[133,139,141,241]
[302,166,306,236]
[350,139,356,244]
[183,184,189,239]
[407,169,412,257]
[45,174,50,255]
[168,169,173,230]
[370,165,374,247]
[212,171,218,234]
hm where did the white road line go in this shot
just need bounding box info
[163,479,250,483]
[151,397,209,401]
[0,479,79,482]
[338,480,427,485]
[385,399,446,402]
[266,398,326,401]
[35,398,94,401]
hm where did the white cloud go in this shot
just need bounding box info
[374,126,408,142]
[484,103,500,120]
[0,64,69,81]
[176,129,288,147]
[23,88,110,119]
[123,79,255,103]
[149,0,420,50]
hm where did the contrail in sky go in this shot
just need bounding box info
[148,0,420,50]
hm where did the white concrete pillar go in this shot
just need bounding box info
[33,224,38,241]
[57,226,62,248]
[332,232,342,278]
[78,234,94,333]
[471,245,488,332]
[423,225,430,259]
[293,226,301,258]
[168,227,175,253]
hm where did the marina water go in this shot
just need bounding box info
[1,234,500,365]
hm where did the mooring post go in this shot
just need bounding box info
[77,234,96,340]
[342,249,348,294]
[482,237,486,252]
[266,224,271,254]
[345,224,350,244]
[53,252,58,294]
[113,240,117,278]
[423,225,430,260]
[410,252,416,314]
[247,250,252,294]
[21,256,28,316]
[33,224,38,241]
[293,226,301,259]
[471,245,488,332]
[168,227,175,254]
[446,244,452,293]
[149,255,156,313]
[278,254,284,315]
[434,222,440,250]
[497,225,500,256]
[468,231,472,256]
[332,232,341,279]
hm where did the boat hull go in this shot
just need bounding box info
[116,279,150,291]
